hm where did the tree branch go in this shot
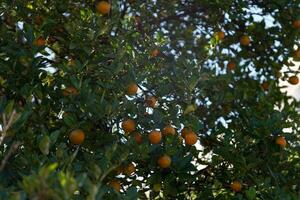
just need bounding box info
[0,141,21,171]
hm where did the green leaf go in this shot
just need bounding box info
[50,130,60,145]
[63,114,77,127]
[39,135,50,155]
[4,100,14,115]
[124,187,138,200]
[13,109,32,129]
[183,104,196,115]
[246,187,256,200]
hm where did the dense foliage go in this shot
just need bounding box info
[0,0,300,199]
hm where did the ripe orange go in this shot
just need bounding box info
[288,75,299,85]
[151,49,160,57]
[109,180,121,192]
[133,132,142,144]
[181,127,192,138]
[227,62,236,70]
[148,130,162,144]
[62,87,79,96]
[240,35,250,46]
[230,181,242,192]
[162,125,176,136]
[96,1,111,15]
[217,31,225,40]
[146,96,157,108]
[122,119,136,133]
[184,132,198,145]
[293,19,300,29]
[34,37,46,46]
[69,129,85,145]
[126,83,138,95]
[157,155,171,168]
[125,163,135,175]
[294,50,300,59]
[261,82,269,91]
[276,136,286,148]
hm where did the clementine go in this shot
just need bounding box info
[69,129,85,145]
[148,130,162,144]
[157,155,171,168]
[122,119,136,133]
[96,1,111,15]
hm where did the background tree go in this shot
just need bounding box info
[0,0,300,199]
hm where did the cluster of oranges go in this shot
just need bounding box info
[63,10,296,195]
[121,117,199,168]
[216,29,300,88]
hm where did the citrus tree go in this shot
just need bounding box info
[0,0,300,199]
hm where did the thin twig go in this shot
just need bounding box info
[2,113,7,128]
[5,110,17,132]
[0,110,17,146]
[0,141,21,171]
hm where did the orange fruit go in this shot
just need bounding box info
[230,181,242,192]
[109,180,121,192]
[261,82,269,91]
[227,62,236,70]
[96,1,111,15]
[162,125,176,136]
[217,31,225,40]
[146,96,157,108]
[184,132,198,145]
[124,163,135,175]
[293,19,300,29]
[69,129,85,145]
[122,119,136,133]
[288,76,299,85]
[157,155,171,168]
[240,35,250,46]
[294,50,300,59]
[276,136,286,148]
[151,49,160,57]
[34,37,46,46]
[133,132,142,144]
[148,130,162,144]
[62,87,79,96]
[181,127,192,138]
[126,83,138,95]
